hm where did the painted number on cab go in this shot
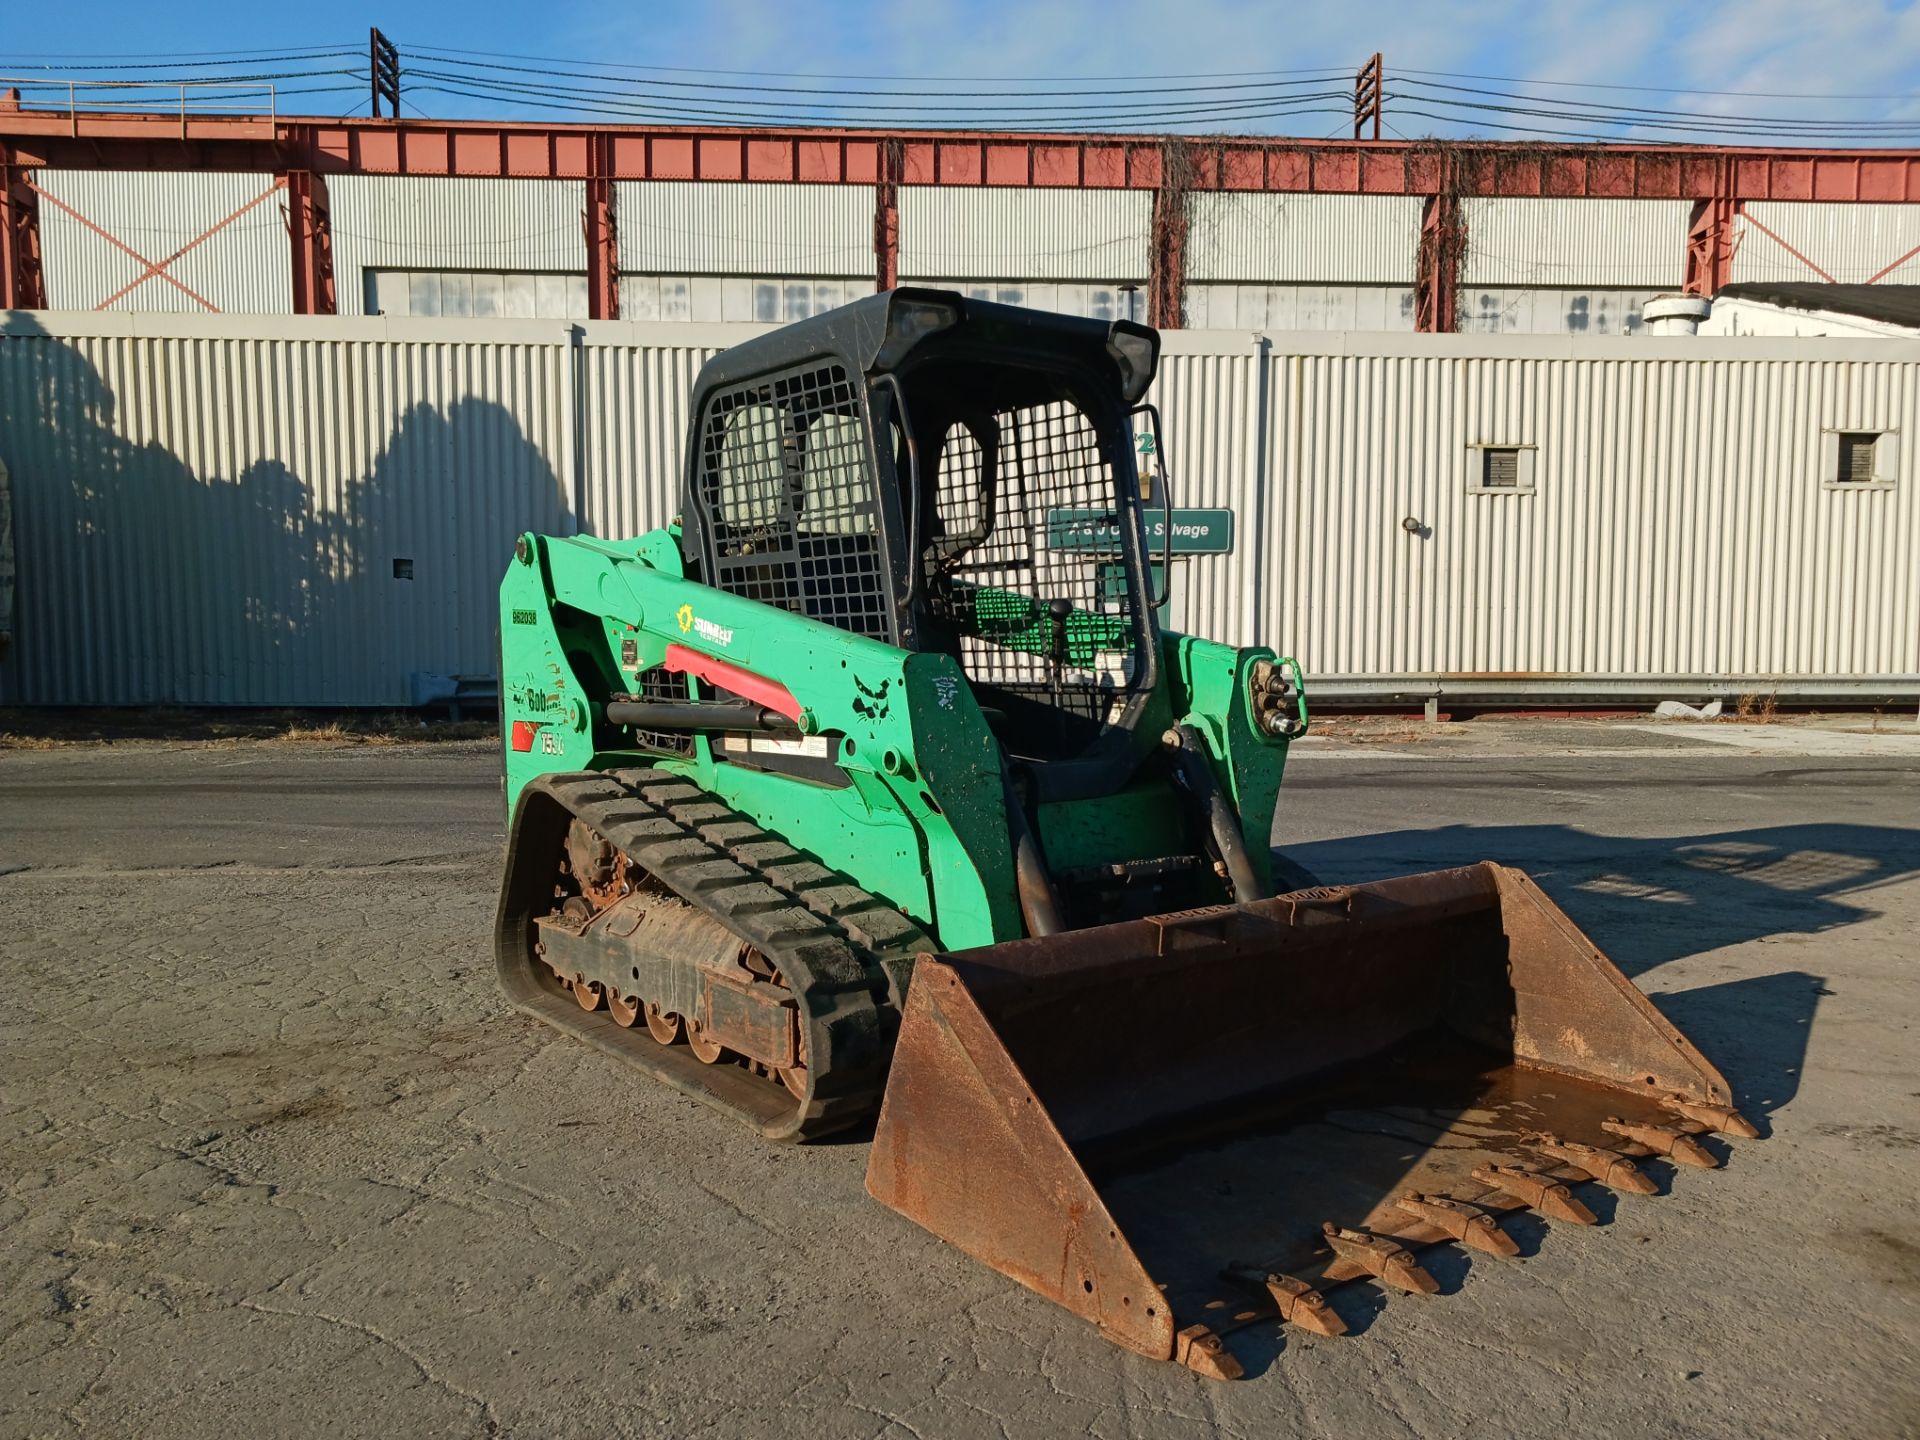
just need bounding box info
[540,731,565,756]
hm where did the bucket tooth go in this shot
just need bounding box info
[1321,1223,1440,1294]
[1222,1265,1347,1336]
[1662,1098,1760,1139]
[1174,1323,1243,1381]
[1394,1191,1521,1257]
[1525,1134,1660,1196]
[1472,1164,1599,1225]
[1602,1117,1719,1169]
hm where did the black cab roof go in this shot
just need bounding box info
[690,287,1160,405]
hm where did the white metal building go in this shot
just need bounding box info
[23,169,1920,334]
[0,310,1912,708]
[1701,282,1920,338]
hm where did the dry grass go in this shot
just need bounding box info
[1733,693,1781,724]
[1307,714,1432,744]
[274,712,493,746]
[0,732,67,750]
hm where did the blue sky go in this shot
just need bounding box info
[5,0,1919,140]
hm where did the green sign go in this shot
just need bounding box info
[1046,507,1235,556]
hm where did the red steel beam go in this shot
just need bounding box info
[1,146,46,309]
[584,133,618,320]
[284,168,337,314]
[1,111,1918,202]
[874,138,900,291]
[1683,195,1740,295]
[1415,191,1464,333]
[1864,239,1920,285]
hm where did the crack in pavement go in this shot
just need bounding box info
[239,1300,502,1434]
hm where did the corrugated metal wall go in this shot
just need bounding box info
[0,455,12,650]
[1188,194,1422,283]
[36,170,293,314]
[332,177,588,315]
[1,313,1915,705]
[1186,283,1414,332]
[1463,199,1687,287]
[1151,335,1269,643]
[620,276,869,324]
[1734,202,1920,285]
[617,180,871,276]
[900,188,1150,280]
[575,326,731,538]
[29,173,1916,341]
[22,174,1919,338]
[1457,288,1658,336]
[900,278,1145,321]
[1257,338,1920,687]
[0,313,573,704]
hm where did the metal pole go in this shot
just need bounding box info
[1354,53,1383,141]
[369,29,400,118]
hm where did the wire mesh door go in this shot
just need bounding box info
[923,395,1146,736]
[696,362,895,643]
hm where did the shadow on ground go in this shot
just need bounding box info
[1271,819,1920,1130]
[1279,820,1919,974]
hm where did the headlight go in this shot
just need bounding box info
[1106,322,1159,404]
[878,292,961,367]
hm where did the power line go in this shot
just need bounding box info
[5,36,1918,145]
[2,48,359,71]
[401,43,1357,84]
[402,65,1354,121]
[401,52,1352,100]
[4,70,364,88]
[405,78,1352,131]
[1393,65,1920,104]
[400,47,1920,141]
[1384,86,1920,141]
[1391,76,1920,133]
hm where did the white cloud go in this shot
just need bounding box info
[544,0,1920,139]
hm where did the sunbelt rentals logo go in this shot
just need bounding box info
[676,602,734,648]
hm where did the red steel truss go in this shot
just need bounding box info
[3,109,1919,327]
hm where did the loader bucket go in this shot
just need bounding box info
[866,863,1752,1377]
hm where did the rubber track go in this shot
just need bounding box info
[497,767,933,1141]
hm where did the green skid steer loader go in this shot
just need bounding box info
[495,290,1753,1378]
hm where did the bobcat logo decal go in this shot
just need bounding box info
[851,675,892,721]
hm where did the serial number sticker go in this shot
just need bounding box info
[751,735,829,758]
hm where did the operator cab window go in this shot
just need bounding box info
[699,363,891,641]
[902,358,1149,758]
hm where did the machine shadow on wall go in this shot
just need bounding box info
[0,311,568,705]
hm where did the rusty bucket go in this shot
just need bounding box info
[865,863,1753,1378]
